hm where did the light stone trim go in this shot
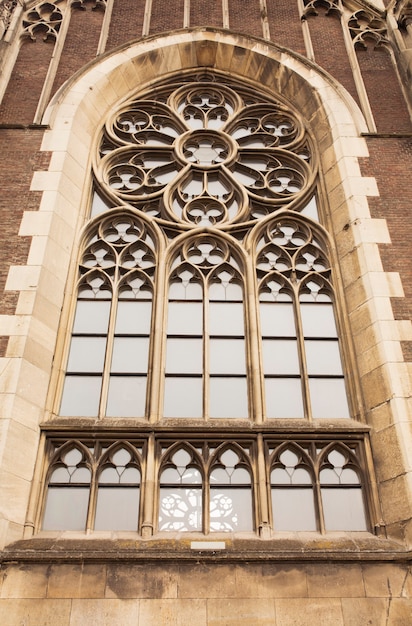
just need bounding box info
[0,29,411,548]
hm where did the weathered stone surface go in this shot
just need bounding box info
[0,598,71,625]
[275,598,343,626]
[139,598,207,626]
[70,599,139,626]
[207,598,276,626]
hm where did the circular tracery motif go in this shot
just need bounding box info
[97,75,315,227]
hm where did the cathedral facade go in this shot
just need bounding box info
[0,1,412,623]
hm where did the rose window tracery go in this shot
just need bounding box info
[95,75,315,227]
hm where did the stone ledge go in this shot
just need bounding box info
[1,535,410,564]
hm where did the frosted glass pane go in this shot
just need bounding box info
[309,378,350,419]
[115,301,151,334]
[209,339,246,374]
[94,487,139,530]
[210,487,252,531]
[301,196,319,220]
[91,192,110,217]
[300,303,337,338]
[111,337,149,373]
[159,487,202,530]
[43,487,89,530]
[305,340,343,375]
[209,302,244,336]
[271,488,317,531]
[106,376,147,417]
[167,302,203,334]
[67,337,106,373]
[166,338,203,373]
[209,377,248,418]
[209,280,242,301]
[60,376,101,416]
[262,339,300,375]
[260,302,295,337]
[164,377,202,418]
[322,488,367,531]
[265,378,304,418]
[169,280,202,300]
[73,301,111,334]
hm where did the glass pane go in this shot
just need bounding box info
[301,196,319,220]
[271,488,317,531]
[43,487,89,531]
[209,302,244,336]
[73,301,111,334]
[112,448,132,466]
[60,376,102,416]
[300,303,337,338]
[159,487,202,531]
[262,339,300,375]
[209,280,242,301]
[106,376,147,417]
[111,337,149,373]
[164,377,202,418]
[115,301,152,334]
[94,487,139,530]
[169,279,202,300]
[305,340,343,375]
[265,378,304,418]
[67,337,106,373]
[210,487,252,531]
[309,378,350,419]
[91,191,110,217]
[322,488,367,531]
[165,338,203,373]
[167,302,203,335]
[210,466,250,485]
[209,339,246,374]
[209,377,248,418]
[260,302,296,337]
[120,467,141,483]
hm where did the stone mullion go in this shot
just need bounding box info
[256,434,271,537]
[98,262,118,419]
[148,247,166,423]
[246,253,263,424]
[141,433,156,537]
[293,280,312,421]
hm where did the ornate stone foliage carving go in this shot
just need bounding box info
[348,9,390,49]
[22,1,63,41]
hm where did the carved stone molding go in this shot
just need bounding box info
[22,1,63,41]
[348,9,390,49]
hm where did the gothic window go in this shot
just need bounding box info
[42,72,372,536]
[43,441,143,531]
